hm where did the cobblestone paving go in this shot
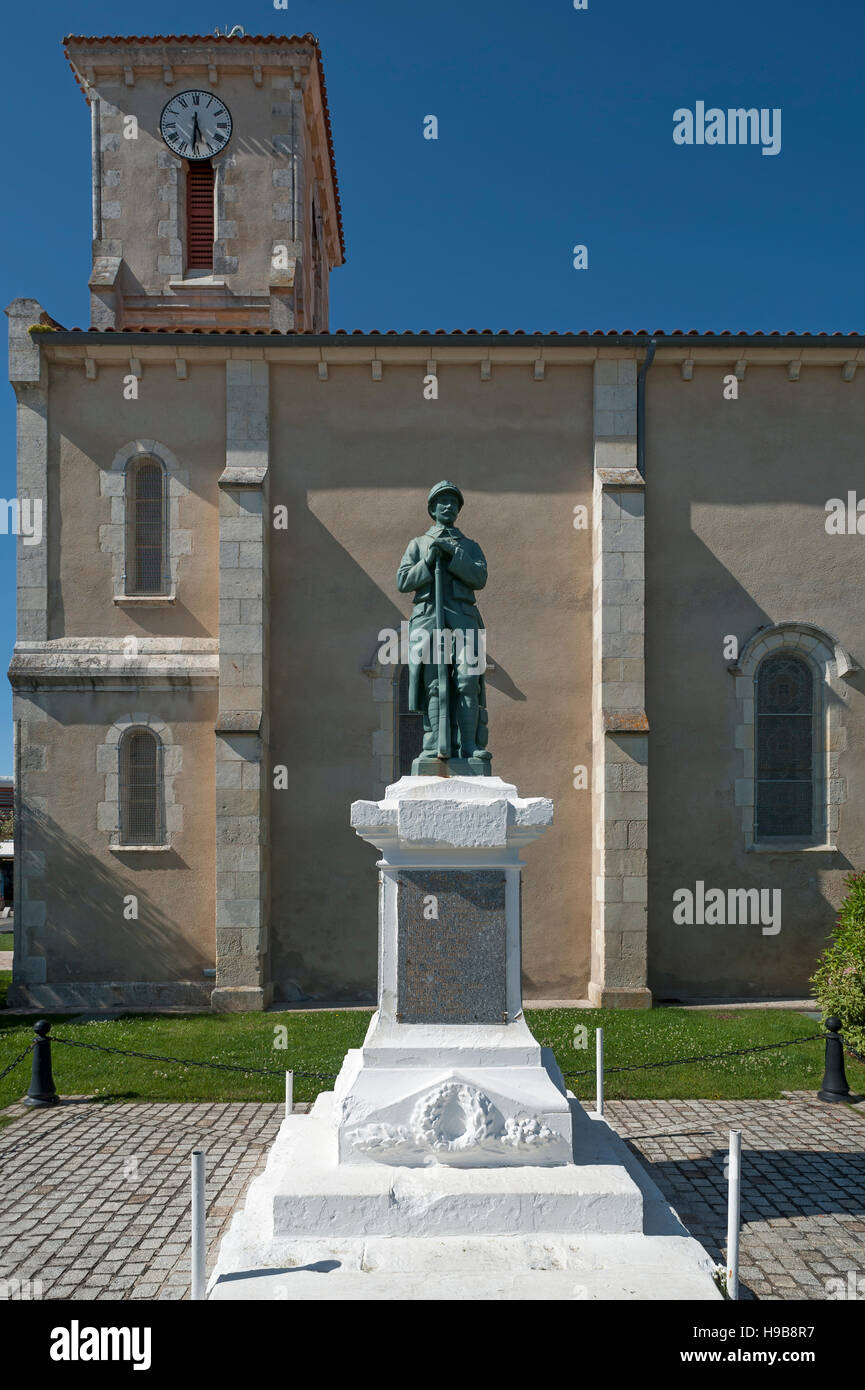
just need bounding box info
[0,1093,862,1300]
[0,1100,283,1300]
[604,1094,865,1300]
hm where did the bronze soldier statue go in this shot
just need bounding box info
[397,482,492,775]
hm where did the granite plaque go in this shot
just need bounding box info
[396,870,507,1024]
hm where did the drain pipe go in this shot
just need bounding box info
[636,338,657,477]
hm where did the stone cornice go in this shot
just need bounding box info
[37,333,865,370]
[9,639,218,690]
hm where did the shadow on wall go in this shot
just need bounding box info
[646,514,857,999]
[269,503,398,1003]
[268,466,587,1000]
[13,806,208,986]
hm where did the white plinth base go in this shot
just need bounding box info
[209,1098,720,1301]
[333,1016,575,1167]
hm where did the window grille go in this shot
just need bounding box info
[120,729,163,846]
[186,161,215,270]
[126,458,166,594]
[755,655,814,838]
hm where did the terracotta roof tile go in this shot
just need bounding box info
[61,34,319,45]
[44,326,865,340]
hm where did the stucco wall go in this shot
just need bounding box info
[268,361,594,1001]
[645,363,865,998]
[15,689,216,985]
[49,362,221,640]
[30,342,864,1008]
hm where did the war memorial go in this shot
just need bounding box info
[209,485,718,1300]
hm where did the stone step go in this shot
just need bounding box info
[209,1233,721,1301]
[223,1098,646,1240]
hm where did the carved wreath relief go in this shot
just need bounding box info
[347,1080,563,1166]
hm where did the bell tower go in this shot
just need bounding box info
[64,31,344,331]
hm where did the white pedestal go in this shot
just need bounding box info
[335,776,574,1167]
[209,776,720,1300]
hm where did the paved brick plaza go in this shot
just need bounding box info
[0,1095,862,1300]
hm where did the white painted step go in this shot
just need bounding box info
[209,1233,721,1301]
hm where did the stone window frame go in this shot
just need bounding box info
[99,440,192,606]
[729,622,857,852]
[98,714,182,852]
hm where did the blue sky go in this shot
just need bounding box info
[1,0,862,774]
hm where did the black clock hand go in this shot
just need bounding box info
[191,114,201,149]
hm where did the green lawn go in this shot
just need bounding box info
[1,1002,863,1112]
[0,932,13,952]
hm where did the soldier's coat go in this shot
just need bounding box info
[397,524,488,716]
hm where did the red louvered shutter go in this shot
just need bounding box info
[186,162,214,270]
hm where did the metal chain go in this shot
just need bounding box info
[15,1028,848,1087]
[50,1035,338,1081]
[556,1033,825,1078]
[0,1043,34,1084]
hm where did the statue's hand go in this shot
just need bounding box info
[429,537,456,562]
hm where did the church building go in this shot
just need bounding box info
[7,30,865,1010]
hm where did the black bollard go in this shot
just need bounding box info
[23,1020,60,1107]
[818,1017,851,1103]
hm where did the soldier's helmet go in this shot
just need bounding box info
[427,481,464,516]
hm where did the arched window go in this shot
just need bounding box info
[126,457,167,595]
[120,728,164,846]
[755,655,814,839]
[397,665,424,777]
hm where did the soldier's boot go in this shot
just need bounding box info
[421,690,439,755]
[456,695,484,760]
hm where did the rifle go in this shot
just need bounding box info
[434,551,450,761]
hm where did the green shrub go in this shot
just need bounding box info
[811,871,865,1056]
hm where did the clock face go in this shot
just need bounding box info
[160,91,232,160]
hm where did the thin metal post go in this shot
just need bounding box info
[191,1150,206,1301]
[285,1070,294,1118]
[595,1027,604,1117]
[726,1130,741,1300]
